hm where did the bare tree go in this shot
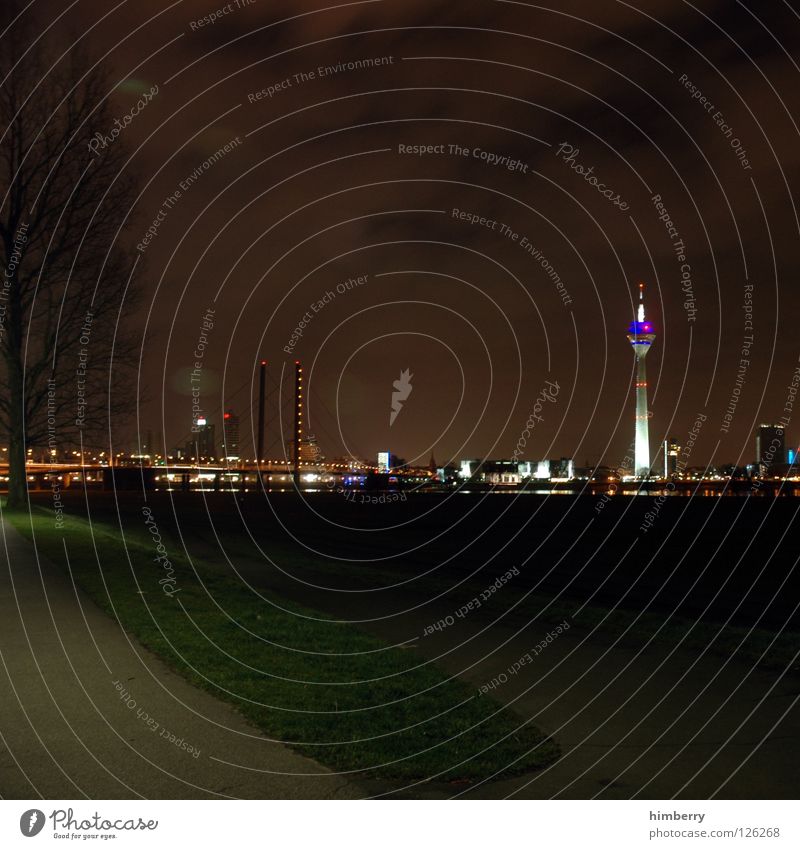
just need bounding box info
[0,7,141,508]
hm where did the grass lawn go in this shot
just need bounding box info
[8,506,559,783]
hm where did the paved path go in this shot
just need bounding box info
[0,516,361,799]
[418,622,800,799]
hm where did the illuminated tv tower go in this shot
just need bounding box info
[627,282,656,477]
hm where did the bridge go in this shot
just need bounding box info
[0,461,436,493]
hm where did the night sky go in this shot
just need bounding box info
[45,0,800,468]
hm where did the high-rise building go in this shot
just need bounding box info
[222,410,240,461]
[627,283,656,477]
[193,416,216,460]
[663,437,680,478]
[301,432,322,464]
[756,424,785,474]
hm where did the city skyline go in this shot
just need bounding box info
[27,0,796,478]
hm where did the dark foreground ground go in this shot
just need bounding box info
[11,489,800,798]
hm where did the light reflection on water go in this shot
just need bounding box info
[457,487,800,497]
[154,486,800,497]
